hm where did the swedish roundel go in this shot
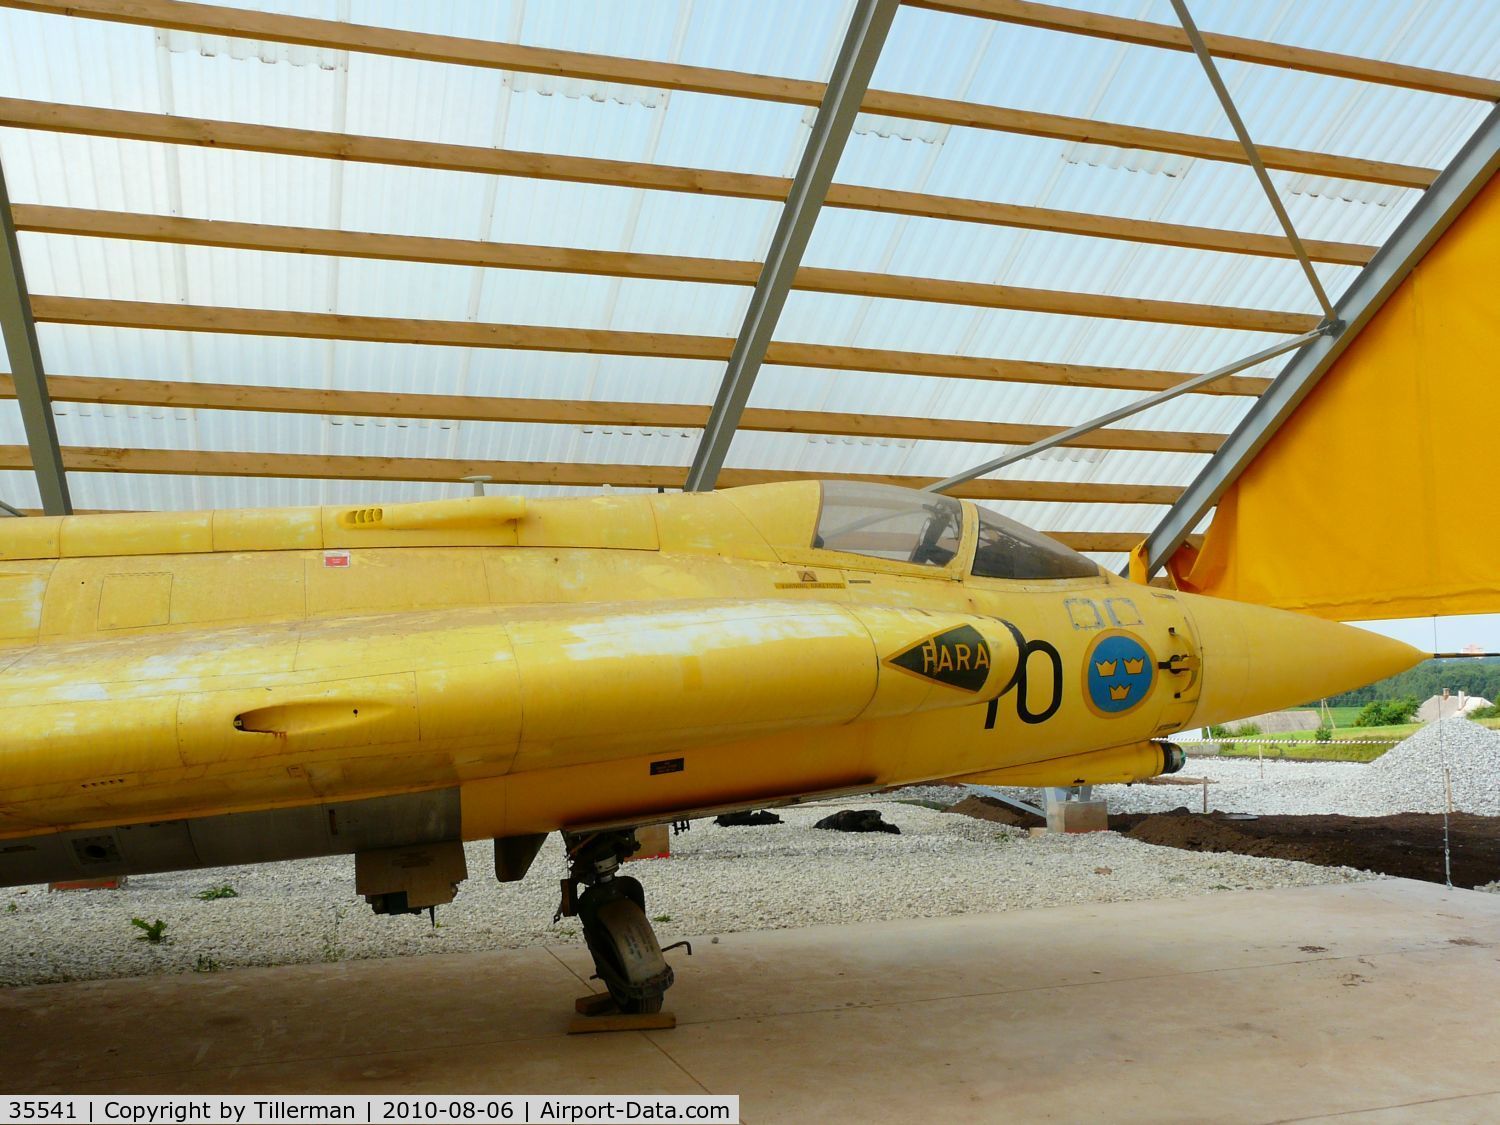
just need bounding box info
[1083,630,1155,717]
[886,624,992,692]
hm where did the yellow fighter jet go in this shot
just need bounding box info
[0,481,1420,1010]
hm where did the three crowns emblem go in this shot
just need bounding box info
[1088,633,1154,714]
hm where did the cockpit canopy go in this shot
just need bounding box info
[812,481,1100,581]
[814,482,963,567]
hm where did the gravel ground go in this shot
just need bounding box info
[0,800,1370,987]
[965,719,1500,819]
[953,759,1369,818]
[1329,719,1500,816]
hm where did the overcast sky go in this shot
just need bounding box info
[1351,613,1500,656]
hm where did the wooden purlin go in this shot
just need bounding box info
[11,204,1379,273]
[9,207,1336,327]
[913,0,1500,101]
[0,95,1437,198]
[2,374,1226,455]
[30,286,1318,339]
[0,0,1453,186]
[24,296,1274,395]
[0,444,1186,505]
[0,104,1397,262]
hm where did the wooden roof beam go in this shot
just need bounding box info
[4,373,1226,455]
[0,117,1380,265]
[0,0,1463,173]
[14,209,1333,327]
[24,296,1276,395]
[30,278,1318,340]
[0,95,1436,195]
[14,202,1377,273]
[912,0,1500,101]
[0,444,1185,505]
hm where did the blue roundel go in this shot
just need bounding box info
[1085,632,1155,716]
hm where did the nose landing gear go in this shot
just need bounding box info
[558,830,674,1014]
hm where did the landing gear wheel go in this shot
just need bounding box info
[578,875,673,1014]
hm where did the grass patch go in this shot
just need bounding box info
[1219,742,1390,763]
[1238,722,1418,744]
[1319,706,1365,727]
[1219,716,1500,762]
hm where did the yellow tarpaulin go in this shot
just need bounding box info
[1163,174,1499,622]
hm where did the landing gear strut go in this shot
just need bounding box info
[558,830,674,1014]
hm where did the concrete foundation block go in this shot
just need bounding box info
[1047,799,1109,834]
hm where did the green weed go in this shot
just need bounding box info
[131,917,168,944]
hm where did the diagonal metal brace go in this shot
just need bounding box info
[684,0,902,492]
[1170,0,1335,323]
[0,157,70,514]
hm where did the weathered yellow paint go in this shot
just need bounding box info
[0,561,53,643]
[212,506,324,553]
[0,482,1422,861]
[951,741,1171,788]
[518,494,658,550]
[61,509,215,558]
[0,518,60,562]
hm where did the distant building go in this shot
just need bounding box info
[1416,690,1493,723]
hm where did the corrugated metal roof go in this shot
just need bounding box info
[1,0,1497,566]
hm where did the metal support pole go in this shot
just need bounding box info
[1141,102,1500,575]
[0,158,70,514]
[683,0,901,492]
[924,328,1326,494]
[1170,0,1336,323]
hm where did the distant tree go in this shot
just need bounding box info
[1353,697,1420,727]
[1315,658,1500,710]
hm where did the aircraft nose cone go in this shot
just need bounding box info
[1180,594,1425,730]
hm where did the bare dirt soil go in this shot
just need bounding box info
[947,796,1500,888]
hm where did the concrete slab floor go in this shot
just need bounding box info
[2,879,1498,1123]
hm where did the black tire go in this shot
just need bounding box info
[579,881,673,1013]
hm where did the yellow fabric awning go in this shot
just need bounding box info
[1164,174,1499,621]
